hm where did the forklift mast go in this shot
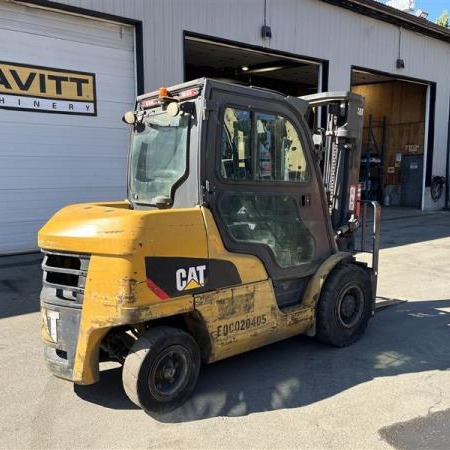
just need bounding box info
[301,92,364,249]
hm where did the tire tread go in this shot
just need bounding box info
[122,326,200,413]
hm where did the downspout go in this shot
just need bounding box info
[263,0,267,28]
[446,92,450,209]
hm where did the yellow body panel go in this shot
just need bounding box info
[39,201,348,384]
[39,201,208,257]
[192,252,351,363]
[194,280,313,362]
[39,202,208,383]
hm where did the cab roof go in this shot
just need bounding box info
[137,77,308,115]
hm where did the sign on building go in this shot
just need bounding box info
[0,61,96,115]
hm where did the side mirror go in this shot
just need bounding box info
[122,111,136,124]
[312,128,325,159]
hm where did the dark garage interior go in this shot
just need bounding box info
[351,69,428,208]
[184,36,321,97]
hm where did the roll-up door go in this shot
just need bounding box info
[0,2,136,253]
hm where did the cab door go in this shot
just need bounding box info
[203,85,334,308]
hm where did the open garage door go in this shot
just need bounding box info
[0,2,136,254]
[185,35,323,97]
[351,68,430,208]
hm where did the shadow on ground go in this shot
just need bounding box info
[75,363,139,411]
[0,253,42,319]
[379,407,450,449]
[75,299,450,422]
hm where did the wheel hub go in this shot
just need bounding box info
[148,345,190,401]
[337,285,364,329]
[341,294,357,318]
[161,360,176,380]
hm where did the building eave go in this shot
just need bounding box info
[320,0,450,44]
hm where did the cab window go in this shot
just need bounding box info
[218,193,315,267]
[220,107,309,183]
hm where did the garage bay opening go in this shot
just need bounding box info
[351,68,429,209]
[184,35,323,97]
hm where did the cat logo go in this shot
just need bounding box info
[176,265,206,292]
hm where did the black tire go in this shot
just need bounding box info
[316,263,372,347]
[122,326,200,414]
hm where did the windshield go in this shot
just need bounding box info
[129,111,190,204]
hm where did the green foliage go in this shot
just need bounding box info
[436,10,449,28]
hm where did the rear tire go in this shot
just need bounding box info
[316,263,372,347]
[122,326,200,414]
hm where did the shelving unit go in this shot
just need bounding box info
[360,115,386,202]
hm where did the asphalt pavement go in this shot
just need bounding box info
[1,207,450,449]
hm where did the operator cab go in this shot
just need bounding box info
[125,79,366,308]
[125,79,336,308]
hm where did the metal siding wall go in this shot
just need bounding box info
[43,0,450,197]
[0,1,135,252]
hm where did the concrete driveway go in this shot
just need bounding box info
[1,207,450,449]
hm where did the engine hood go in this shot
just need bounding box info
[38,202,148,256]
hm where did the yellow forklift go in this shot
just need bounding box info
[39,79,380,414]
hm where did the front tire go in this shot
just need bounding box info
[122,326,200,414]
[316,263,372,347]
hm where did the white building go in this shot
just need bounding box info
[1,0,449,253]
